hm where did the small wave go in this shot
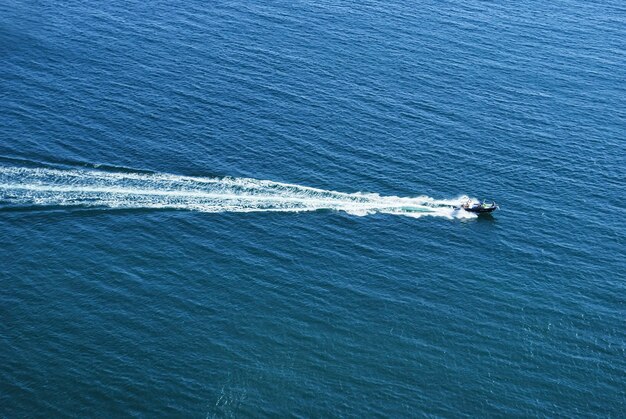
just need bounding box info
[0,166,477,219]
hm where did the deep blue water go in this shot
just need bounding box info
[1,0,625,416]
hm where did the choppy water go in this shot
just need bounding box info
[1,0,625,416]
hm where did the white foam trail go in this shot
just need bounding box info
[0,166,477,219]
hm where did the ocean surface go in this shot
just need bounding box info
[1,0,625,416]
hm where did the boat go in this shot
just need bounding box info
[460,200,498,213]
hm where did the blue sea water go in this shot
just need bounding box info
[1,0,625,416]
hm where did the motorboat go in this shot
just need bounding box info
[461,200,498,214]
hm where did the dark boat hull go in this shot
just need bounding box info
[464,205,497,213]
[461,202,498,213]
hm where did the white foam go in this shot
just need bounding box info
[0,166,476,219]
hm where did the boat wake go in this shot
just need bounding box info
[0,166,477,219]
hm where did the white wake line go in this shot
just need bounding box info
[0,167,477,218]
[0,183,443,209]
[0,167,462,205]
[0,181,442,204]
